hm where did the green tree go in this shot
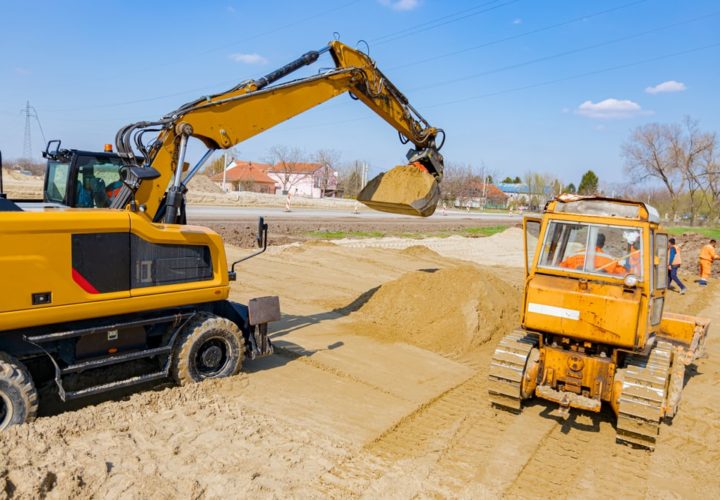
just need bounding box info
[501,176,513,184]
[513,176,522,184]
[578,170,599,195]
[565,182,576,194]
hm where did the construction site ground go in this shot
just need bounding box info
[2,223,719,499]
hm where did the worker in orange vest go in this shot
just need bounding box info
[698,239,719,286]
[667,238,686,294]
[560,233,626,276]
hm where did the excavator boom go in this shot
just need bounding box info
[111,40,444,221]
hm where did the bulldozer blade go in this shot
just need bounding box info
[356,164,440,217]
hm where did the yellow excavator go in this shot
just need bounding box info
[489,195,710,449]
[0,40,444,429]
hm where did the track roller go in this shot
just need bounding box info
[615,341,673,450]
[488,330,539,411]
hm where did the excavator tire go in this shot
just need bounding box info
[171,313,245,386]
[357,164,440,217]
[0,352,39,431]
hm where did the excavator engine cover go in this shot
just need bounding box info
[357,164,440,217]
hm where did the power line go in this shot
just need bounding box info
[371,0,506,44]
[424,42,720,109]
[278,41,720,131]
[406,12,720,93]
[373,0,521,46]
[387,0,649,71]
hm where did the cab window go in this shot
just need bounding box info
[74,156,124,208]
[539,221,643,279]
[45,161,70,203]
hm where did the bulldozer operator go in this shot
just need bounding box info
[559,232,627,276]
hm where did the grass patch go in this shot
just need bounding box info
[460,226,508,237]
[305,225,510,240]
[667,226,720,240]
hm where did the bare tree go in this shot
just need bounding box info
[622,123,684,220]
[442,162,479,206]
[336,160,365,198]
[313,149,341,198]
[266,145,309,194]
[668,117,716,225]
[698,136,720,222]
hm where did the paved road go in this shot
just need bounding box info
[187,205,522,224]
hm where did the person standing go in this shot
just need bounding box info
[698,239,719,286]
[668,238,686,294]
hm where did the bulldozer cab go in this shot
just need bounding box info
[43,141,124,208]
[522,196,669,350]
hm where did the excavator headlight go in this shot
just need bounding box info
[623,274,639,288]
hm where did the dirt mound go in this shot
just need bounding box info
[280,240,337,254]
[187,174,224,193]
[351,264,520,356]
[400,245,441,259]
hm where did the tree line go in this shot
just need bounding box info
[621,116,718,225]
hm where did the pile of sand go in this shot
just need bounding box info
[351,264,520,357]
[360,165,436,203]
[187,174,224,193]
[400,245,442,259]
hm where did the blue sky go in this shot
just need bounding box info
[1,0,718,185]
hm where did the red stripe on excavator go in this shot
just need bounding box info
[72,268,100,294]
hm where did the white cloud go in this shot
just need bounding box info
[229,53,268,65]
[645,80,686,94]
[513,18,523,25]
[576,98,646,119]
[379,0,420,11]
[15,67,30,76]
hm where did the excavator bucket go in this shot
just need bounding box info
[357,164,440,217]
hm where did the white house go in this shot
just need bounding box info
[267,162,340,198]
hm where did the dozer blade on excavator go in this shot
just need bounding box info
[357,164,440,217]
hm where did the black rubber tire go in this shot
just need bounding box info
[171,313,245,386]
[0,352,39,431]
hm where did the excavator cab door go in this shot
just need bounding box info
[524,216,542,277]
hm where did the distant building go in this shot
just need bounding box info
[454,181,508,209]
[212,160,341,198]
[496,182,551,209]
[211,161,276,194]
[266,162,340,198]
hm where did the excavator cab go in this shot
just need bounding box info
[43,141,124,208]
[356,145,444,217]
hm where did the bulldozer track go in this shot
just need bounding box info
[487,329,537,410]
[616,340,673,450]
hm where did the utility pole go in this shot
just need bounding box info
[222,152,228,192]
[20,101,46,163]
[22,101,32,161]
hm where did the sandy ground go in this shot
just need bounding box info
[2,229,719,498]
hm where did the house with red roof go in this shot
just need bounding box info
[212,159,341,198]
[210,161,276,194]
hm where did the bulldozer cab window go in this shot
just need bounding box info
[73,155,124,208]
[524,218,541,273]
[654,233,668,290]
[539,221,643,279]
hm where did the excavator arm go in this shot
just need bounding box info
[111,40,444,221]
